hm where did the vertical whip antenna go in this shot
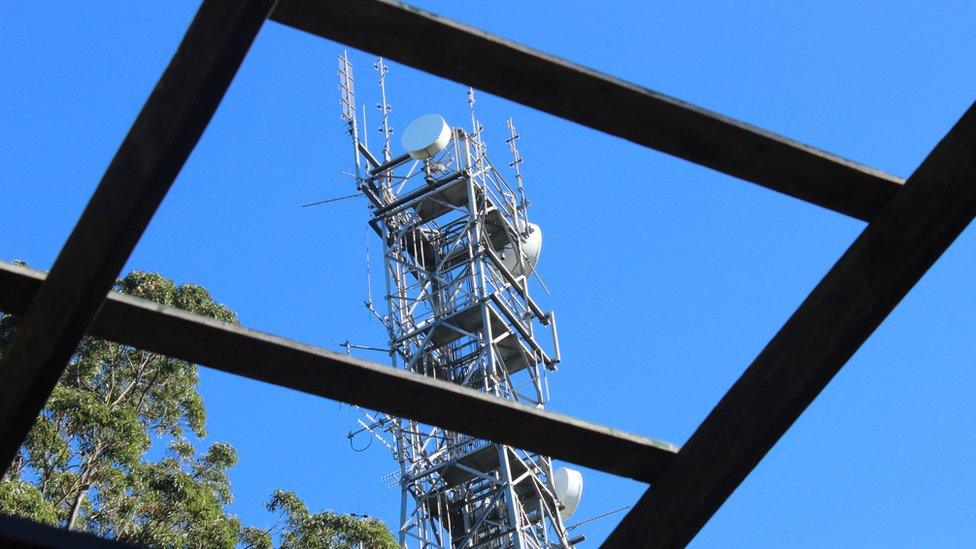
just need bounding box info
[507,117,529,226]
[338,51,361,174]
[467,87,487,168]
[365,225,373,313]
[361,105,369,151]
[506,117,526,198]
[467,86,477,133]
[375,57,393,162]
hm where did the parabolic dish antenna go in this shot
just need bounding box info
[401,113,452,159]
[554,467,583,519]
[499,222,543,276]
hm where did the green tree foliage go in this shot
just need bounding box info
[240,490,398,549]
[0,269,396,547]
[0,271,241,546]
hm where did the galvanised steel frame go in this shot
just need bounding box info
[342,57,567,546]
[1,1,974,547]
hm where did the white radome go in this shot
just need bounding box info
[401,113,452,159]
[499,223,542,276]
[553,467,583,519]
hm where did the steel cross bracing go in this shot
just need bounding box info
[1,1,975,548]
[341,55,567,548]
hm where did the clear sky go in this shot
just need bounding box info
[2,1,975,546]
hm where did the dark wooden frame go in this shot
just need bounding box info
[1,1,973,547]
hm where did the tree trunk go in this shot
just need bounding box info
[67,451,98,530]
[67,482,89,530]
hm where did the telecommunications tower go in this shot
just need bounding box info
[337,53,582,548]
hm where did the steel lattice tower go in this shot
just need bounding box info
[337,54,573,548]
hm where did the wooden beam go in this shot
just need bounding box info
[271,0,903,221]
[605,101,976,547]
[0,262,679,483]
[0,513,135,548]
[0,0,274,473]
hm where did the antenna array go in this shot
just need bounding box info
[335,53,576,549]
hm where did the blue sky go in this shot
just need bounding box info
[2,1,974,546]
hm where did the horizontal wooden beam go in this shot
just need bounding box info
[0,513,133,548]
[605,101,976,547]
[0,261,678,484]
[0,0,274,474]
[271,0,903,221]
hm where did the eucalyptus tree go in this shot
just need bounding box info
[0,271,241,545]
[240,490,398,549]
[0,268,396,547]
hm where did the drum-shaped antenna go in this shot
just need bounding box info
[401,114,452,159]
